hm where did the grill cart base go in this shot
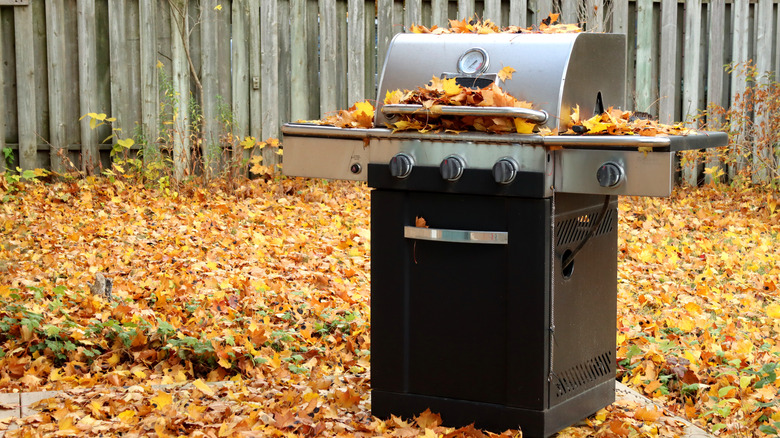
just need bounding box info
[371,186,619,438]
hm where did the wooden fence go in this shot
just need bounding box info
[0,0,778,182]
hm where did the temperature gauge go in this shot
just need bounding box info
[457,48,489,75]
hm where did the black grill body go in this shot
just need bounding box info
[370,165,618,437]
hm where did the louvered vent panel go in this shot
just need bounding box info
[552,350,614,398]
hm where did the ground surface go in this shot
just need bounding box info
[0,177,778,437]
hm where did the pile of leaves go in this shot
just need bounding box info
[1,175,780,436]
[563,105,694,136]
[411,13,582,34]
[383,73,540,134]
[299,101,375,130]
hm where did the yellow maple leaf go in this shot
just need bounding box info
[766,303,780,318]
[441,78,461,97]
[514,118,535,134]
[193,378,215,396]
[117,409,136,423]
[151,391,173,410]
[354,101,375,118]
[497,66,516,81]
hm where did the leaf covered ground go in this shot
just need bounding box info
[0,177,779,437]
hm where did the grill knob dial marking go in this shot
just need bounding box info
[492,157,519,184]
[440,155,466,181]
[389,153,414,179]
[596,162,625,187]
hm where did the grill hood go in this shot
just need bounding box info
[375,32,627,131]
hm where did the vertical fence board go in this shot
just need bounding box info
[535,0,553,21]
[170,0,191,179]
[306,0,320,119]
[0,14,4,174]
[46,0,68,173]
[659,0,677,123]
[431,0,448,26]
[705,0,725,183]
[279,0,292,128]
[731,0,750,177]
[14,5,36,170]
[78,0,99,174]
[249,2,262,139]
[365,0,378,99]
[484,0,501,22]
[406,0,422,29]
[337,1,348,109]
[377,0,394,66]
[232,0,250,151]
[754,0,773,182]
[682,0,702,185]
[319,0,338,116]
[348,0,366,104]
[612,0,629,33]
[139,0,159,166]
[290,0,308,120]
[108,0,129,153]
[200,0,219,174]
[261,0,280,145]
[561,0,577,24]
[2,9,17,146]
[509,0,527,26]
[458,0,474,19]
[635,0,654,113]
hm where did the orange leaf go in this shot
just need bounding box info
[634,406,663,422]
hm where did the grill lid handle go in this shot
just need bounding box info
[381,104,549,124]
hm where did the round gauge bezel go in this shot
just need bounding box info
[457,47,489,75]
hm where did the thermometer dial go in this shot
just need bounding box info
[457,48,489,75]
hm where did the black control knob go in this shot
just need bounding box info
[440,155,466,181]
[596,162,625,187]
[350,163,362,174]
[492,157,519,184]
[389,153,414,179]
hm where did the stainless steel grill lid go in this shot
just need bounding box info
[375,32,627,131]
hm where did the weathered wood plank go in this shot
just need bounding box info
[139,0,159,167]
[704,0,725,184]
[681,0,702,186]
[509,0,527,27]
[249,2,262,139]
[200,0,219,176]
[535,0,553,22]
[232,0,250,151]
[561,0,577,25]
[278,0,291,127]
[753,0,773,183]
[261,0,280,145]
[337,1,347,109]
[78,0,99,174]
[107,0,128,151]
[483,0,501,23]
[431,0,448,27]
[348,0,365,104]
[458,0,474,20]
[365,0,377,98]
[658,0,677,123]
[290,0,308,121]
[730,0,749,177]
[169,0,191,179]
[377,0,394,66]
[319,0,337,117]
[45,0,68,173]
[634,0,654,113]
[305,0,319,119]
[406,0,422,29]
[612,0,629,33]
[14,5,37,170]
[587,0,604,31]
[0,15,4,174]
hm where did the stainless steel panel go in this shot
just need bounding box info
[282,135,368,181]
[404,226,508,244]
[375,33,626,131]
[554,149,673,197]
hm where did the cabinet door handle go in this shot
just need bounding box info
[404,226,508,245]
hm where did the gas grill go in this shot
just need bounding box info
[281,32,728,437]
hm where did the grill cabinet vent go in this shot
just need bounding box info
[555,209,615,247]
[552,350,614,398]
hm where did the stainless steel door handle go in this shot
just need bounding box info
[404,226,508,244]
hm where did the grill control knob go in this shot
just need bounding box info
[596,162,625,187]
[440,155,466,181]
[389,153,414,179]
[492,157,519,184]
